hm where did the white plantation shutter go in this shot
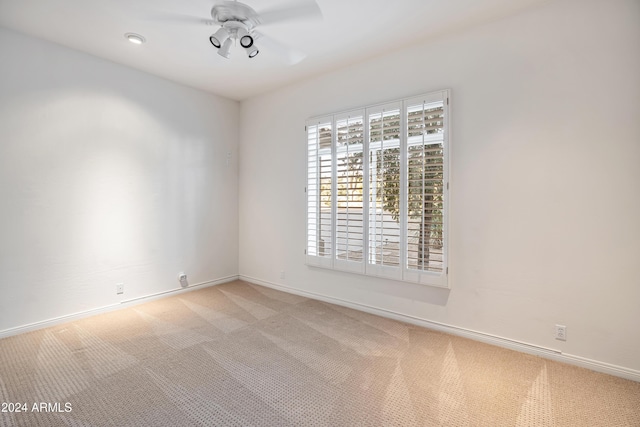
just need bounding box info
[305,89,449,288]
[334,111,365,273]
[404,92,448,286]
[306,117,333,267]
[367,103,403,280]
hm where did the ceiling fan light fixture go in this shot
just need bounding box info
[240,34,254,48]
[210,27,229,48]
[244,44,259,58]
[218,38,233,58]
[237,28,253,48]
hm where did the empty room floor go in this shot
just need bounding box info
[0,280,638,426]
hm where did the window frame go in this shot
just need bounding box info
[305,89,450,289]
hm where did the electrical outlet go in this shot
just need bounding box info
[280,271,285,279]
[116,283,124,295]
[555,324,567,341]
[178,272,188,288]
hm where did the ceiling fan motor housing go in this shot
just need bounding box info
[211,1,260,30]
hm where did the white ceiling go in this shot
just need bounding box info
[0,0,552,101]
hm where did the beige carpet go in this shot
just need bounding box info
[0,280,638,427]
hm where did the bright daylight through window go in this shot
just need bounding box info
[306,90,449,288]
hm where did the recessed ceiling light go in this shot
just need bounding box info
[125,33,146,45]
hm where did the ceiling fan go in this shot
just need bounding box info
[176,0,322,62]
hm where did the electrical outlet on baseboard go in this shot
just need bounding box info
[116,283,124,295]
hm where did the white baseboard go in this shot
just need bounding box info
[239,275,640,383]
[0,275,239,340]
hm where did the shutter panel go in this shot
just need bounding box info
[404,91,448,286]
[334,111,365,273]
[306,118,333,267]
[367,103,402,279]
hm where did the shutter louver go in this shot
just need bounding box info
[307,119,333,264]
[406,101,445,273]
[368,107,402,269]
[335,114,365,267]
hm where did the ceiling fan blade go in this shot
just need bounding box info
[256,0,322,26]
[142,12,216,26]
[254,31,306,65]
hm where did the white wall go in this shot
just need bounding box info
[239,0,640,373]
[0,28,239,332]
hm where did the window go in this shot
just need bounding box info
[306,89,449,288]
